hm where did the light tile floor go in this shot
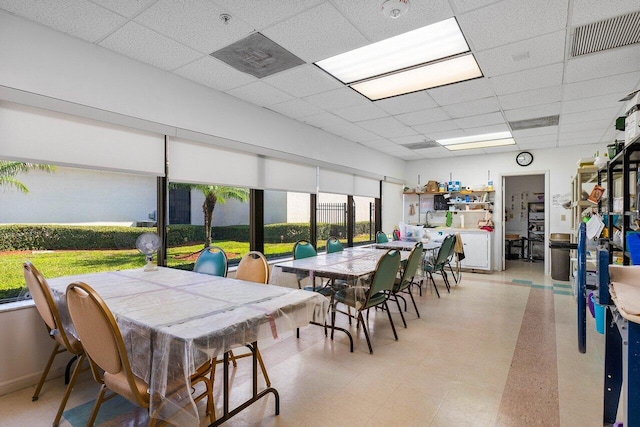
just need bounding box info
[0,260,608,426]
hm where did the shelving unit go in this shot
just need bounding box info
[527,202,545,261]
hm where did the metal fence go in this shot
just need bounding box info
[316,202,375,241]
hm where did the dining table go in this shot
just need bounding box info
[46,267,328,427]
[269,246,410,351]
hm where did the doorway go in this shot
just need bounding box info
[502,173,548,273]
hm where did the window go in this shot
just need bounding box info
[263,190,311,260]
[317,192,348,252]
[353,195,376,245]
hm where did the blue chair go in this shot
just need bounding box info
[376,231,389,243]
[194,246,228,277]
[326,237,344,254]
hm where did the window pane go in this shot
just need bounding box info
[166,183,250,270]
[0,161,157,303]
[263,190,310,260]
[354,195,376,245]
[317,193,347,251]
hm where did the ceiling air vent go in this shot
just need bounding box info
[571,11,640,57]
[402,140,440,150]
[210,33,305,78]
[509,115,559,131]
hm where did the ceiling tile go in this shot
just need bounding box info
[571,0,640,26]
[211,0,325,30]
[330,0,453,42]
[412,121,462,134]
[489,63,564,95]
[512,126,558,138]
[561,93,626,115]
[396,108,451,126]
[504,102,561,121]
[464,123,511,135]
[563,72,640,100]
[267,99,325,119]
[454,111,506,128]
[356,117,419,138]
[427,129,467,141]
[558,129,604,141]
[450,0,502,14]
[332,123,381,142]
[411,146,452,158]
[134,0,254,54]
[0,0,126,42]
[359,139,394,148]
[449,148,486,157]
[100,22,203,70]
[226,81,294,106]
[428,78,494,105]
[91,0,156,17]
[330,104,389,122]
[560,119,613,133]
[263,3,369,63]
[263,65,342,98]
[375,92,439,115]
[515,134,558,148]
[483,144,520,154]
[303,88,369,110]
[476,31,566,77]
[442,97,500,118]
[558,136,601,146]
[565,44,640,83]
[390,135,428,145]
[458,0,568,51]
[173,56,257,91]
[498,86,563,111]
[560,107,622,124]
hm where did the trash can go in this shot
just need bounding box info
[550,233,571,281]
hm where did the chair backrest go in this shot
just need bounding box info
[434,234,456,267]
[369,250,401,297]
[23,262,77,352]
[235,251,269,284]
[376,231,389,243]
[293,240,317,260]
[194,246,228,277]
[399,242,423,287]
[66,281,147,407]
[326,237,344,254]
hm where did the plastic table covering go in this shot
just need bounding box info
[47,267,328,426]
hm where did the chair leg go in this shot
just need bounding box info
[53,353,85,427]
[383,301,398,341]
[442,271,451,292]
[407,289,420,319]
[358,312,373,354]
[330,301,337,340]
[87,384,108,427]
[33,343,61,401]
[256,350,271,387]
[393,294,407,328]
[428,272,440,298]
[228,350,238,367]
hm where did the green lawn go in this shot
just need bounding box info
[0,236,372,296]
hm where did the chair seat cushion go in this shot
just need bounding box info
[104,371,149,407]
[334,288,385,309]
[393,277,410,293]
[53,330,83,354]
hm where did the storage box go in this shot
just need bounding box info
[623,90,640,145]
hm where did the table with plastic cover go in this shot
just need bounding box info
[270,246,410,351]
[47,267,328,427]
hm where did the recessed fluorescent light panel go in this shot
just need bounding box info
[315,17,482,100]
[437,132,516,151]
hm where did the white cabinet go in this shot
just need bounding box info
[458,232,491,271]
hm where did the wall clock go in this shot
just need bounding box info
[516,151,533,167]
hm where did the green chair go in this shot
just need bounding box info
[389,242,423,328]
[423,234,456,297]
[293,240,332,296]
[376,231,389,243]
[194,246,228,277]
[326,236,344,254]
[331,249,401,354]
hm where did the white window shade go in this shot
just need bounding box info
[261,158,317,193]
[319,169,354,195]
[354,176,380,198]
[0,101,164,175]
[168,137,259,187]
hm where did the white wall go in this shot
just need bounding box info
[405,145,608,271]
[0,167,156,224]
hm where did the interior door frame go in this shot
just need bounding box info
[500,170,550,275]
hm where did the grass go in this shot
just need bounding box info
[0,236,372,294]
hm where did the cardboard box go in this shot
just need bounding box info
[623,90,640,144]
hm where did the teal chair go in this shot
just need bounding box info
[293,240,332,295]
[389,242,423,328]
[331,249,401,354]
[326,237,344,254]
[194,246,228,277]
[423,234,456,297]
[375,231,389,243]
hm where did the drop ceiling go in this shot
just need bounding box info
[1,0,638,161]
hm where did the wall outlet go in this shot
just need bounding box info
[560,214,566,221]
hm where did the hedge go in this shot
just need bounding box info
[0,222,375,251]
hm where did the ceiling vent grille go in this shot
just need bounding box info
[403,140,439,150]
[509,115,559,131]
[571,11,640,57]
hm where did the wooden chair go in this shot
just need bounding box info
[23,262,86,427]
[66,281,214,426]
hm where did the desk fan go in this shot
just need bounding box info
[136,232,160,271]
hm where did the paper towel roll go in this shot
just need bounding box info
[460,214,464,228]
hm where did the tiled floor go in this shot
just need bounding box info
[0,260,607,426]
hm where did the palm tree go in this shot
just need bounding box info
[0,161,56,193]
[170,184,249,247]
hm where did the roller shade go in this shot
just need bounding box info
[319,168,354,195]
[0,101,164,175]
[261,158,317,193]
[354,176,380,198]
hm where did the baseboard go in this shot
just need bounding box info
[0,365,65,397]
